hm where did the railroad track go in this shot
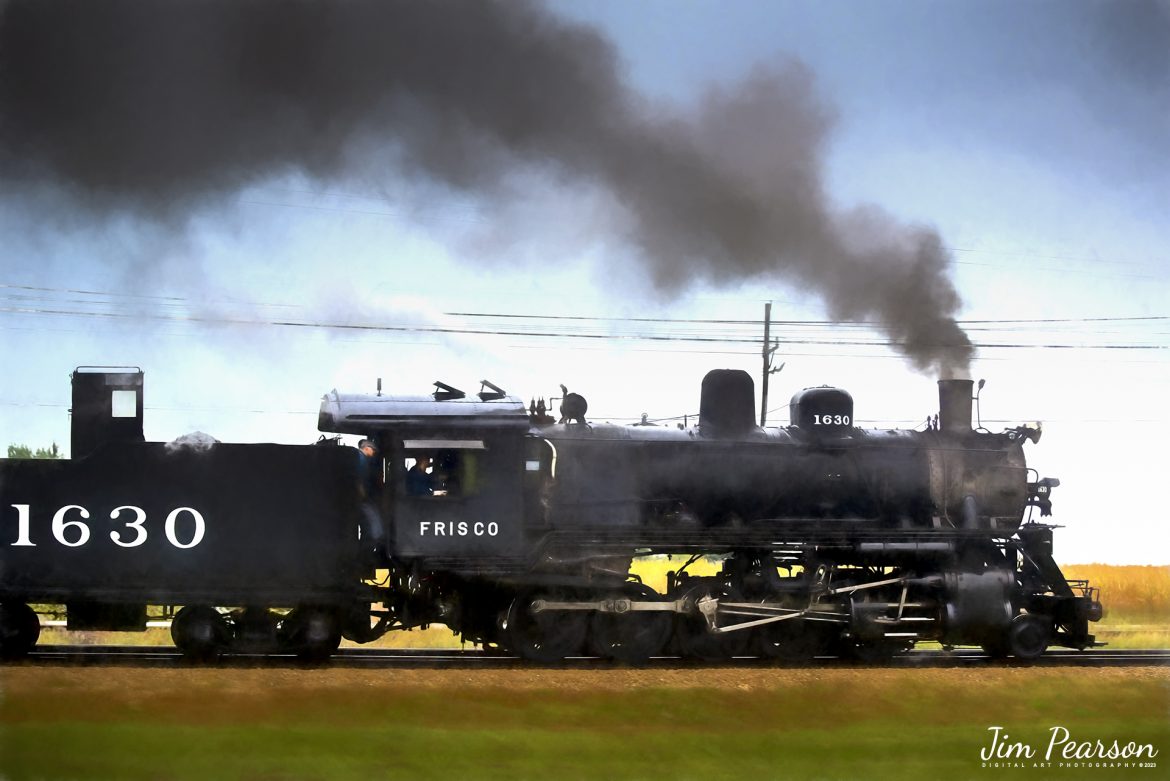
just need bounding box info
[10,645,1170,669]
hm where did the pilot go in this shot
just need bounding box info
[405,456,434,496]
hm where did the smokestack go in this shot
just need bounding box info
[937,379,974,434]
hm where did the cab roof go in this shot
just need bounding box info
[318,391,529,435]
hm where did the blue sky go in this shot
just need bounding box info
[1,1,1167,563]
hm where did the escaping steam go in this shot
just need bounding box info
[0,0,973,374]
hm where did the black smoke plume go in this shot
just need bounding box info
[0,0,973,374]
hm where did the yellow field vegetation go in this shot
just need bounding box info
[1062,564,1169,620]
[629,554,722,592]
[1060,564,1169,649]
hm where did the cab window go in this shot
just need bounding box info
[401,439,485,498]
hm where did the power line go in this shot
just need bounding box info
[5,281,1167,328]
[0,282,297,310]
[1,303,1166,352]
[450,310,1170,327]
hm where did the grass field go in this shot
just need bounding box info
[0,666,1166,781]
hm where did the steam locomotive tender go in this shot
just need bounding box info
[0,367,1101,662]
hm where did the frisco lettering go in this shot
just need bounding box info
[418,521,499,537]
[981,725,1158,762]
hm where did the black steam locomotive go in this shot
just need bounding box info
[0,366,1101,662]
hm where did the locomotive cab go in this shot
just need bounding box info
[390,433,525,559]
[317,385,531,565]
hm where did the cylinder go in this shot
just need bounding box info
[937,379,974,434]
[942,569,1013,646]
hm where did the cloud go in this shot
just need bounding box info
[0,0,975,373]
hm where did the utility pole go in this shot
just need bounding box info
[759,302,784,426]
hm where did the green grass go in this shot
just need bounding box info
[14,721,1137,781]
[1,668,1166,780]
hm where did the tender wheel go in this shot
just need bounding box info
[0,602,41,660]
[672,582,750,662]
[589,584,672,664]
[281,607,342,662]
[1007,613,1052,660]
[171,605,228,662]
[503,590,587,663]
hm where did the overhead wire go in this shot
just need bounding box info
[5,281,1167,326]
[2,302,1165,351]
